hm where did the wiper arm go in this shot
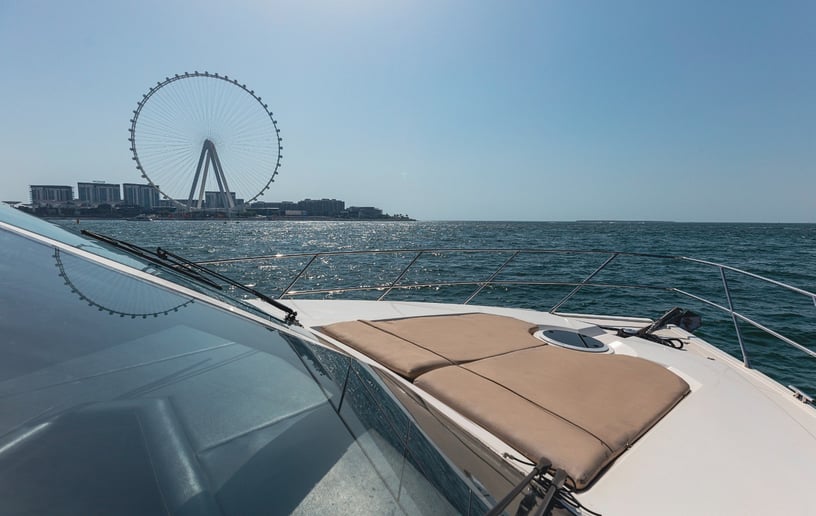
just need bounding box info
[155,246,298,325]
[81,230,298,325]
[81,230,222,289]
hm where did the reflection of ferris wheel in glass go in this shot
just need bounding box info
[54,249,195,318]
[128,71,282,210]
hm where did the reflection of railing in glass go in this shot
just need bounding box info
[54,248,194,319]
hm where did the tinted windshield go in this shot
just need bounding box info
[0,203,291,324]
[0,223,488,515]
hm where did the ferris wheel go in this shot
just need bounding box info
[128,71,282,210]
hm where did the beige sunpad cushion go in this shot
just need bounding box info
[317,320,449,379]
[366,313,542,362]
[416,346,690,489]
[318,313,543,380]
[415,365,612,490]
[463,346,690,451]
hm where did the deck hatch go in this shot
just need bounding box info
[533,328,609,353]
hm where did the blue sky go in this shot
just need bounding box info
[1,1,813,221]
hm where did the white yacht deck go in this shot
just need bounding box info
[256,299,816,515]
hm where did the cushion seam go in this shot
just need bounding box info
[365,317,544,363]
[430,365,618,455]
[458,364,614,454]
[360,319,457,366]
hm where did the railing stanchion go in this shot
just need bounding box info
[550,253,619,313]
[279,254,320,298]
[721,267,751,368]
[464,251,520,305]
[378,251,424,301]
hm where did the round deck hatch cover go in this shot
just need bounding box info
[534,328,609,353]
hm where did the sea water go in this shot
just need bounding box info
[60,219,816,397]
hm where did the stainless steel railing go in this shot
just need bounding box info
[199,248,816,374]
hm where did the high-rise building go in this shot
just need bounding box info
[77,181,121,205]
[298,198,345,217]
[204,191,238,209]
[122,183,160,209]
[30,185,74,205]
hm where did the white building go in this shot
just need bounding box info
[30,185,74,206]
[77,181,121,205]
[122,183,160,209]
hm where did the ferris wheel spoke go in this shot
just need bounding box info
[211,81,236,133]
[230,114,273,139]
[141,149,197,189]
[219,95,257,139]
[137,110,195,143]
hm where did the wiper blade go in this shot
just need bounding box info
[81,230,222,289]
[155,246,298,325]
[81,230,298,325]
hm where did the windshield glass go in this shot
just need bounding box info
[0,202,149,268]
[0,203,289,324]
[0,224,488,515]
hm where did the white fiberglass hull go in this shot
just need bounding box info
[252,298,816,516]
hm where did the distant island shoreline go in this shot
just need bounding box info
[40,213,415,222]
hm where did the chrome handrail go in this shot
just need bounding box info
[719,266,750,367]
[549,252,621,313]
[197,248,816,372]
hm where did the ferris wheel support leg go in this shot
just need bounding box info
[197,158,210,209]
[188,143,209,209]
[210,143,235,210]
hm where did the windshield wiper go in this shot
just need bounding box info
[81,230,298,325]
[80,230,221,288]
[155,245,298,324]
